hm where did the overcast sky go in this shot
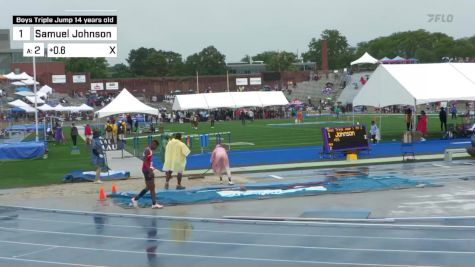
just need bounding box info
[1,0,474,65]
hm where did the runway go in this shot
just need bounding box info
[1,205,475,266]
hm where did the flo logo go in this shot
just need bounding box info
[427,14,454,23]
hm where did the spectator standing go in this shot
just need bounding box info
[450,105,457,119]
[70,123,79,146]
[209,113,215,129]
[112,121,118,144]
[439,107,448,132]
[248,110,254,122]
[405,108,412,131]
[105,121,113,141]
[91,130,104,184]
[369,121,379,144]
[84,124,92,145]
[240,110,246,125]
[416,111,428,141]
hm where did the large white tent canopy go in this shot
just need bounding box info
[95,88,158,118]
[37,104,55,111]
[7,99,36,113]
[172,91,289,110]
[39,85,53,95]
[351,52,379,65]
[353,63,475,107]
[25,96,45,104]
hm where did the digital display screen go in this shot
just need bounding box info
[322,125,369,152]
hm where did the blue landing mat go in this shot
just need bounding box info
[63,170,130,182]
[0,141,45,160]
[110,175,431,207]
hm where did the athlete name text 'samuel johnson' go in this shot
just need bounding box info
[35,28,113,39]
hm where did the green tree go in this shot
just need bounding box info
[127,47,155,76]
[126,47,185,77]
[185,46,227,75]
[303,29,352,69]
[63,58,108,79]
[353,30,468,63]
[266,51,297,71]
[109,63,132,78]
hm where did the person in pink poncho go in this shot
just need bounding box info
[210,144,234,185]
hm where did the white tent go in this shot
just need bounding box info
[77,103,94,111]
[8,99,31,108]
[17,72,32,80]
[203,92,235,109]
[11,81,25,86]
[229,92,263,108]
[36,91,48,98]
[21,79,39,85]
[95,88,158,118]
[39,85,53,95]
[353,63,475,107]
[351,52,379,65]
[8,99,36,113]
[14,91,36,97]
[25,96,45,104]
[3,72,17,79]
[257,91,289,107]
[54,104,69,112]
[172,94,209,110]
[37,104,55,111]
[172,91,289,110]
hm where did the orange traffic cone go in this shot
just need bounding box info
[112,183,117,194]
[99,187,106,201]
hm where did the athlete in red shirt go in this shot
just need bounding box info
[131,140,163,209]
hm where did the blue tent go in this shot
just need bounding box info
[10,107,26,112]
[15,87,32,93]
[392,56,406,61]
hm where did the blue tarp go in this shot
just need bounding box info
[63,170,130,182]
[15,87,32,92]
[110,175,432,207]
[0,142,45,159]
[5,124,45,131]
[153,138,472,170]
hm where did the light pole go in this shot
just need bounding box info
[33,55,38,142]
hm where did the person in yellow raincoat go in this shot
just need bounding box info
[163,133,190,190]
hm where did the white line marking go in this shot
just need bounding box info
[0,240,442,267]
[2,205,475,230]
[268,175,284,179]
[0,227,474,255]
[14,246,57,258]
[451,142,471,145]
[0,256,107,267]
[2,215,475,242]
[431,164,450,168]
[64,10,117,12]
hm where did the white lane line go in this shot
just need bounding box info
[268,175,284,179]
[3,216,475,242]
[431,164,450,168]
[0,240,441,267]
[1,227,475,255]
[0,256,107,267]
[2,205,475,230]
[13,246,57,258]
